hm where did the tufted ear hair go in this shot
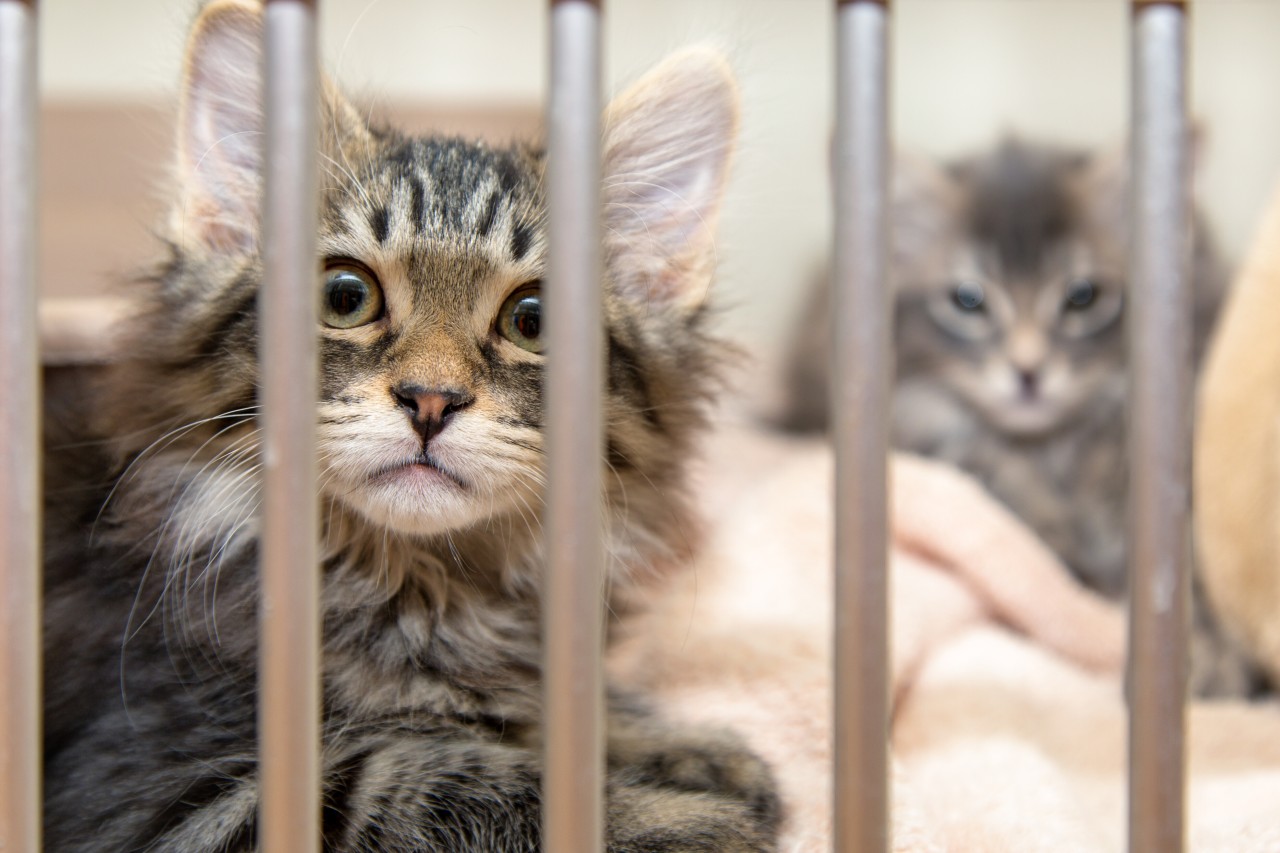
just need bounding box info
[174,0,267,254]
[174,0,372,255]
[600,47,740,313]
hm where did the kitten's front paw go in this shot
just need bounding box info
[606,727,780,851]
[626,733,779,824]
[606,785,778,853]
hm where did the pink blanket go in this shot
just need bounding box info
[611,422,1280,851]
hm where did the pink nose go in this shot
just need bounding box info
[391,384,473,444]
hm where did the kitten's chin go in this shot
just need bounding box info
[331,462,493,537]
[975,393,1083,438]
[985,403,1065,437]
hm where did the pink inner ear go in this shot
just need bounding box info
[604,114,737,303]
[179,9,265,252]
[186,78,261,171]
[603,140,729,310]
[600,54,737,306]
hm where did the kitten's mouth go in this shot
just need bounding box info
[991,395,1064,436]
[368,453,467,490]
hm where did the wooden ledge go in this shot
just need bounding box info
[39,298,131,366]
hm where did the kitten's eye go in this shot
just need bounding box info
[1058,276,1123,339]
[322,262,384,329]
[1064,277,1098,311]
[497,283,543,354]
[951,281,986,312]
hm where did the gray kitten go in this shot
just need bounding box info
[41,2,779,850]
[785,138,1264,696]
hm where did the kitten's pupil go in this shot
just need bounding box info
[329,276,367,315]
[511,296,540,340]
[1065,278,1098,310]
[952,281,986,312]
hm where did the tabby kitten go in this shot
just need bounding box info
[41,2,779,850]
[784,138,1260,695]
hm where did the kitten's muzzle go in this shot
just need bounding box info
[391,383,474,444]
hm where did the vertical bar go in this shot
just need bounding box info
[258,1,320,851]
[0,2,40,851]
[1128,2,1190,852]
[543,1,604,851]
[833,2,891,853]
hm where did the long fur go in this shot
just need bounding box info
[41,3,779,850]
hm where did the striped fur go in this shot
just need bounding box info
[41,2,778,850]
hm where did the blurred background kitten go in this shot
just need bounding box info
[781,137,1265,696]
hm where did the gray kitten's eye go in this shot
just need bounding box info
[951,280,986,312]
[1064,277,1098,310]
[497,283,543,354]
[322,262,384,329]
[1058,276,1123,339]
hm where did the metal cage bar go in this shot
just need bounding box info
[833,2,892,852]
[258,1,321,850]
[1128,1,1191,851]
[0,2,40,851]
[542,2,606,850]
[1,3,1212,851]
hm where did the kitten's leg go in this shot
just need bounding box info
[54,732,536,853]
[141,729,776,853]
[324,720,780,853]
[318,734,545,852]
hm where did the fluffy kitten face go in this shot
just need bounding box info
[894,141,1128,437]
[108,2,738,557]
[310,142,551,537]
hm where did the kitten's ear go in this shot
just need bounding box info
[175,1,372,254]
[176,0,266,253]
[1072,142,1128,240]
[893,150,959,213]
[601,47,739,312]
[890,150,961,285]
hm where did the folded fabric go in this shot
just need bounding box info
[612,422,1280,851]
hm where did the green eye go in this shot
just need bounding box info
[497,283,543,353]
[322,262,384,329]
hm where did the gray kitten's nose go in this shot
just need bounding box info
[391,383,473,444]
[1017,369,1039,399]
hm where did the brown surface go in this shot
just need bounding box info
[38,99,539,300]
[39,297,130,365]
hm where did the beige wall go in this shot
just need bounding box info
[39,0,1280,365]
